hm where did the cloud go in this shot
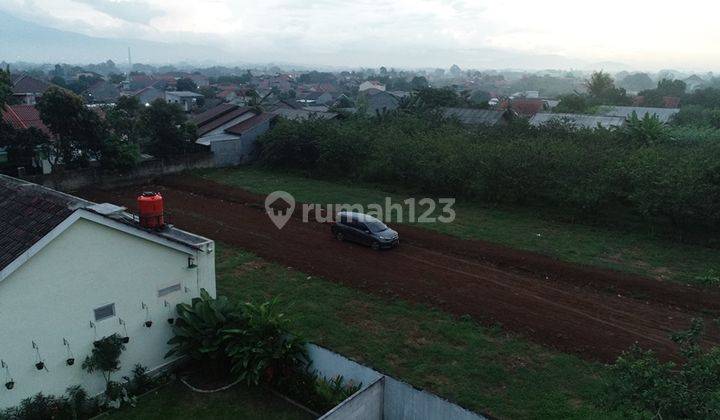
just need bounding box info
[74,0,165,25]
[1,0,720,69]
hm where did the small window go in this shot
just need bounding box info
[94,303,115,321]
[158,283,181,297]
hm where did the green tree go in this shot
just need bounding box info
[415,87,460,108]
[0,68,12,108]
[0,127,49,174]
[410,76,429,90]
[36,87,107,169]
[139,99,198,157]
[82,334,126,394]
[176,77,197,92]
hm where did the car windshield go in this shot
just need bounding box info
[365,220,388,233]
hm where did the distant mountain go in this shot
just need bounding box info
[0,11,225,64]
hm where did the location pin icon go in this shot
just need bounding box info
[265,191,296,230]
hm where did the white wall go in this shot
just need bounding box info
[0,218,215,408]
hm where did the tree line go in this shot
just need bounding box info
[256,111,720,244]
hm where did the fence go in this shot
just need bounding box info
[308,344,486,420]
[20,153,215,191]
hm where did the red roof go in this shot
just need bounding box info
[663,96,681,108]
[510,98,544,116]
[225,113,274,135]
[191,104,254,136]
[1,104,51,136]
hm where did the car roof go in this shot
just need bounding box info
[337,211,382,223]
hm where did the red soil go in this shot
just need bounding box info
[79,176,720,362]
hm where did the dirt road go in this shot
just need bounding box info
[80,176,720,362]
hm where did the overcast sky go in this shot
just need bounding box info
[2,0,719,70]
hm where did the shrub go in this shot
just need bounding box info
[224,299,308,386]
[0,387,99,420]
[82,334,126,395]
[276,370,362,414]
[166,289,243,373]
[605,319,720,418]
[167,291,307,387]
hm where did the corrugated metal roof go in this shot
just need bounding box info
[529,113,626,129]
[442,107,504,126]
[596,106,679,123]
[273,108,338,121]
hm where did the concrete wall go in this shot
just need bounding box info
[21,153,215,192]
[307,344,486,420]
[0,218,215,409]
[319,377,384,420]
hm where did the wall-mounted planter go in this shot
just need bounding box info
[35,362,44,371]
[144,321,153,328]
[122,336,130,344]
[167,318,175,325]
[5,381,14,390]
[66,358,75,366]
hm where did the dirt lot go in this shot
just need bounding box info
[79,176,720,362]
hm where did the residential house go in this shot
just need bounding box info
[192,104,274,166]
[165,91,204,112]
[131,86,165,106]
[507,98,546,117]
[83,80,120,104]
[272,108,338,121]
[0,176,215,409]
[596,106,680,123]
[359,81,386,92]
[529,113,627,129]
[360,89,400,116]
[441,107,507,126]
[10,75,52,105]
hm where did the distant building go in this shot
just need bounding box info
[10,75,51,105]
[165,91,204,112]
[272,108,338,121]
[529,113,627,129]
[596,106,680,123]
[441,107,507,126]
[507,98,546,117]
[360,89,400,116]
[83,80,120,104]
[131,86,165,106]
[192,104,274,166]
[359,81,386,92]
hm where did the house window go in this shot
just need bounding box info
[94,303,116,321]
[158,283,181,297]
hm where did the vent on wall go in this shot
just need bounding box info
[158,283,181,297]
[93,303,116,321]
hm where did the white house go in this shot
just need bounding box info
[358,81,386,92]
[165,91,204,112]
[0,175,215,409]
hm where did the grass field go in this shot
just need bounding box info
[105,381,313,420]
[196,167,720,285]
[214,245,625,419]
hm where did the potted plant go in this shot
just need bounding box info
[144,320,153,328]
[35,361,44,370]
[122,336,130,344]
[66,358,75,366]
[167,318,175,325]
[4,380,14,390]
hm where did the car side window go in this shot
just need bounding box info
[356,222,368,231]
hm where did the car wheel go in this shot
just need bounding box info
[371,241,380,251]
[335,232,344,241]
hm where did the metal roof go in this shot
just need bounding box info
[596,106,680,123]
[529,113,626,129]
[441,107,505,126]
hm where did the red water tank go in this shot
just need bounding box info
[137,192,164,229]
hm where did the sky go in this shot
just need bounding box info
[1,0,720,70]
